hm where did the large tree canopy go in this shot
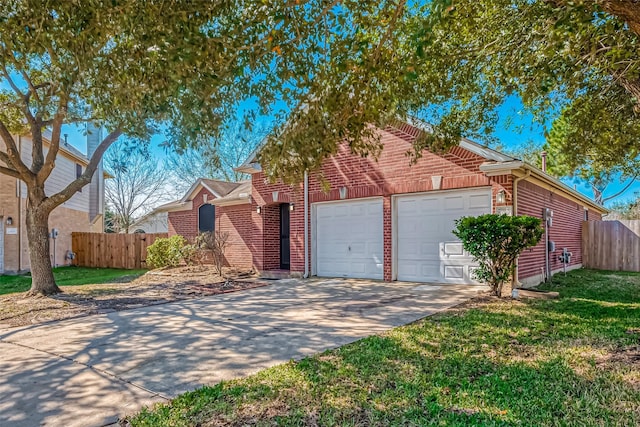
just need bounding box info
[0,0,397,294]
[260,0,640,182]
[3,0,640,294]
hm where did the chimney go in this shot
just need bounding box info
[86,122,102,158]
[541,151,547,172]
[86,122,104,225]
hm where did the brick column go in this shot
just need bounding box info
[383,195,392,281]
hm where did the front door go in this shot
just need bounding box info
[280,204,290,270]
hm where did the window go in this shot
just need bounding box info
[75,163,83,192]
[198,204,215,233]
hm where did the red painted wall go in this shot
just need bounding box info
[517,180,601,281]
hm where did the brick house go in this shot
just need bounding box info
[1,126,106,273]
[167,120,606,286]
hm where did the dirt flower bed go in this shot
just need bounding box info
[0,266,264,328]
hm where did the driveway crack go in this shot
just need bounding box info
[0,338,170,401]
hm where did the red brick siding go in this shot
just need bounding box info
[215,204,254,269]
[168,188,214,242]
[517,180,601,280]
[168,188,255,269]
[252,125,512,279]
[251,180,306,272]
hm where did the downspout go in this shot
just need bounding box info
[303,170,309,278]
[17,135,22,272]
[512,169,531,288]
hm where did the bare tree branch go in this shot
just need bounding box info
[0,119,34,181]
[603,176,638,203]
[0,165,21,178]
[37,93,69,185]
[0,55,38,126]
[41,128,122,213]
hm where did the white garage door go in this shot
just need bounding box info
[314,198,383,279]
[396,188,492,283]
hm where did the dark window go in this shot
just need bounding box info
[76,163,83,192]
[198,204,215,233]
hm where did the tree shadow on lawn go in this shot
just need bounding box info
[185,293,640,426]
[285,301,639,426]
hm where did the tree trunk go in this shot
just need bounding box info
[25,202,60,296]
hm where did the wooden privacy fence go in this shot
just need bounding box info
[582,220,640,272]
[72,232,168,269]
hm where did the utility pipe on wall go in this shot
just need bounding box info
[303,170,309,278]
[17,135,22,272]
[511,170,531,288]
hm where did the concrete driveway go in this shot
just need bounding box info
[0,278,484,426]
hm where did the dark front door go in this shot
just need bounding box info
[280,203,290,270]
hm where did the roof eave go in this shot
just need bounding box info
[480,161,607,214]
[234,163,262,174]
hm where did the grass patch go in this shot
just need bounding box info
[0,266,146,295]
[128,269,640,426]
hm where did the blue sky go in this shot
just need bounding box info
[491,98,640,206]
[5,84,638,207]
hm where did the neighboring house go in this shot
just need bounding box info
[0,125,106,273]
[168,120,607,286]
[128,210,169,234]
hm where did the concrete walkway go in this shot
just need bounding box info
[0,278,484,426]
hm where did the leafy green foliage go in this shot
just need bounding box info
[146,236,191,269]
[0,0,406,292]
[453,214,543,296]
[255,0,640,183]
[127,269,640,426]
[607,195,640,220]
[500,121,637,205]
[545,113,639,204]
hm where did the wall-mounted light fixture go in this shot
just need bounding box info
[339,187,348,200]
[289,203,295,212]
[272,191,279,202]
[256,206,262,214]
[6,217,12,225]
[496,190,506,204]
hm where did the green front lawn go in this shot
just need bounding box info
[0,266,147,295]
[129,269,640,426]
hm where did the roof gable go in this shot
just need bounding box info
[180,178,243,202]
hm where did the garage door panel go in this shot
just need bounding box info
[443,242,464,256]
[315,199,383,280]
[396,188,491,284]
[469,193,490,209]
[444,196,465,210]
[444,265,464,279]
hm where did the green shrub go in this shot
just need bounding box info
[146,235,190,269]
[181,244,200,266]
[453,214,543,296]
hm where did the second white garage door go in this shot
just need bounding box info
[314,198,383,279]
[395,188,492,283]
